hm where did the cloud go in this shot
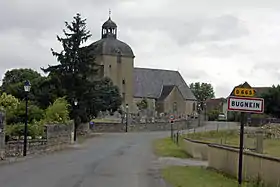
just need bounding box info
[1,0,280,97]
[123,14,249,47]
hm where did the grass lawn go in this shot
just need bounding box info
[153,137,191,158]
[162,166,258,187]
[91,118,120,123]
[186,130,280,157]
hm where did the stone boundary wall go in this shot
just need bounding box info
[5,140,47,157]
[90,119,198,133]
[46,123,73,146]
[4,123,74,158]
[182,138,210,160]
[201,121,239,128]
[208,144,280,186]
[182,137,280,186]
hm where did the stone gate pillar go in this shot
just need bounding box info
[0,111,5,160]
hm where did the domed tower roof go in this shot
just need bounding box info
[88,16,134,58]
[102,17,117,29]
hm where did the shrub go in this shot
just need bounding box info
[207,110,220,121]
[0,92,20,111]
[5,123,44,139]
[44,97,70,124]
[6,101,45,125]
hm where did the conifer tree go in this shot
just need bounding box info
[42,13,121,121]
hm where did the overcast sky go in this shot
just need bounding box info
[1,0,280,97]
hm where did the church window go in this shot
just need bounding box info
[109,65,111,68]
[117,51,121,63]
[122,79,125,84]
[173,102,177,112]
[193,103,196,111]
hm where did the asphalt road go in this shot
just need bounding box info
[0,131,170,187]
[0,123,239,187]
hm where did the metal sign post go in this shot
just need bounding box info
[238,112,245,185]
[228,86,264,185]
[170,115,175,139]
[170,121,174,139]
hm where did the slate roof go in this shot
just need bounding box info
[158,85,175,101]
[205,98,226,111]
[87,17,134,58]
[102,17,117,28]
[253,87,270,96]
[88,38,134,58]
[133,68,197,100]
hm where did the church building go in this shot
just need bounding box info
[87,16,197,117]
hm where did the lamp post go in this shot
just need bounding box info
[125,104,128,132]
[197,102,201,127]
[73,99,78,142]
[23,80,31,156]
[204,102,207,121]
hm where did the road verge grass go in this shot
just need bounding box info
[162,166,262,187]
[153,137,191,158]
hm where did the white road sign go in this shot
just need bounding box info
[227,96,264,113]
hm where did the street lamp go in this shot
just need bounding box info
[73,99,78,142]
[125,104,128,132]
[197,102,201,127]
[204,102,207,121]
[23,80,31,156]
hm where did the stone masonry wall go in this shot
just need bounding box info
[46,123,74,146]
[90,119,198,133]
[4,123,74,158]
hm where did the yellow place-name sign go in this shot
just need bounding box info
[234,88,255,97]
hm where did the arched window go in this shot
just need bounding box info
[117,50,121,63]
[173,102,177,112]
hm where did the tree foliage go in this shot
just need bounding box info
[41,13,95,95]
[190,82,215,110]
[94,77,122,113]
[44,97,70,124]
[41,13,121,122]
[136,98,148,111]
[261,85,280,118]
[1,68,42,100]
[0,68,63,109]
[2,68,41,88]
[31,75,65,109]
[0,92,20,111]
[207,110,220,121]
[5,123,43,139]
[1,13,122,139]
[6,101,45,125]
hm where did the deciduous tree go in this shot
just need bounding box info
[190,82,215,110]
[261,85,280,118]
